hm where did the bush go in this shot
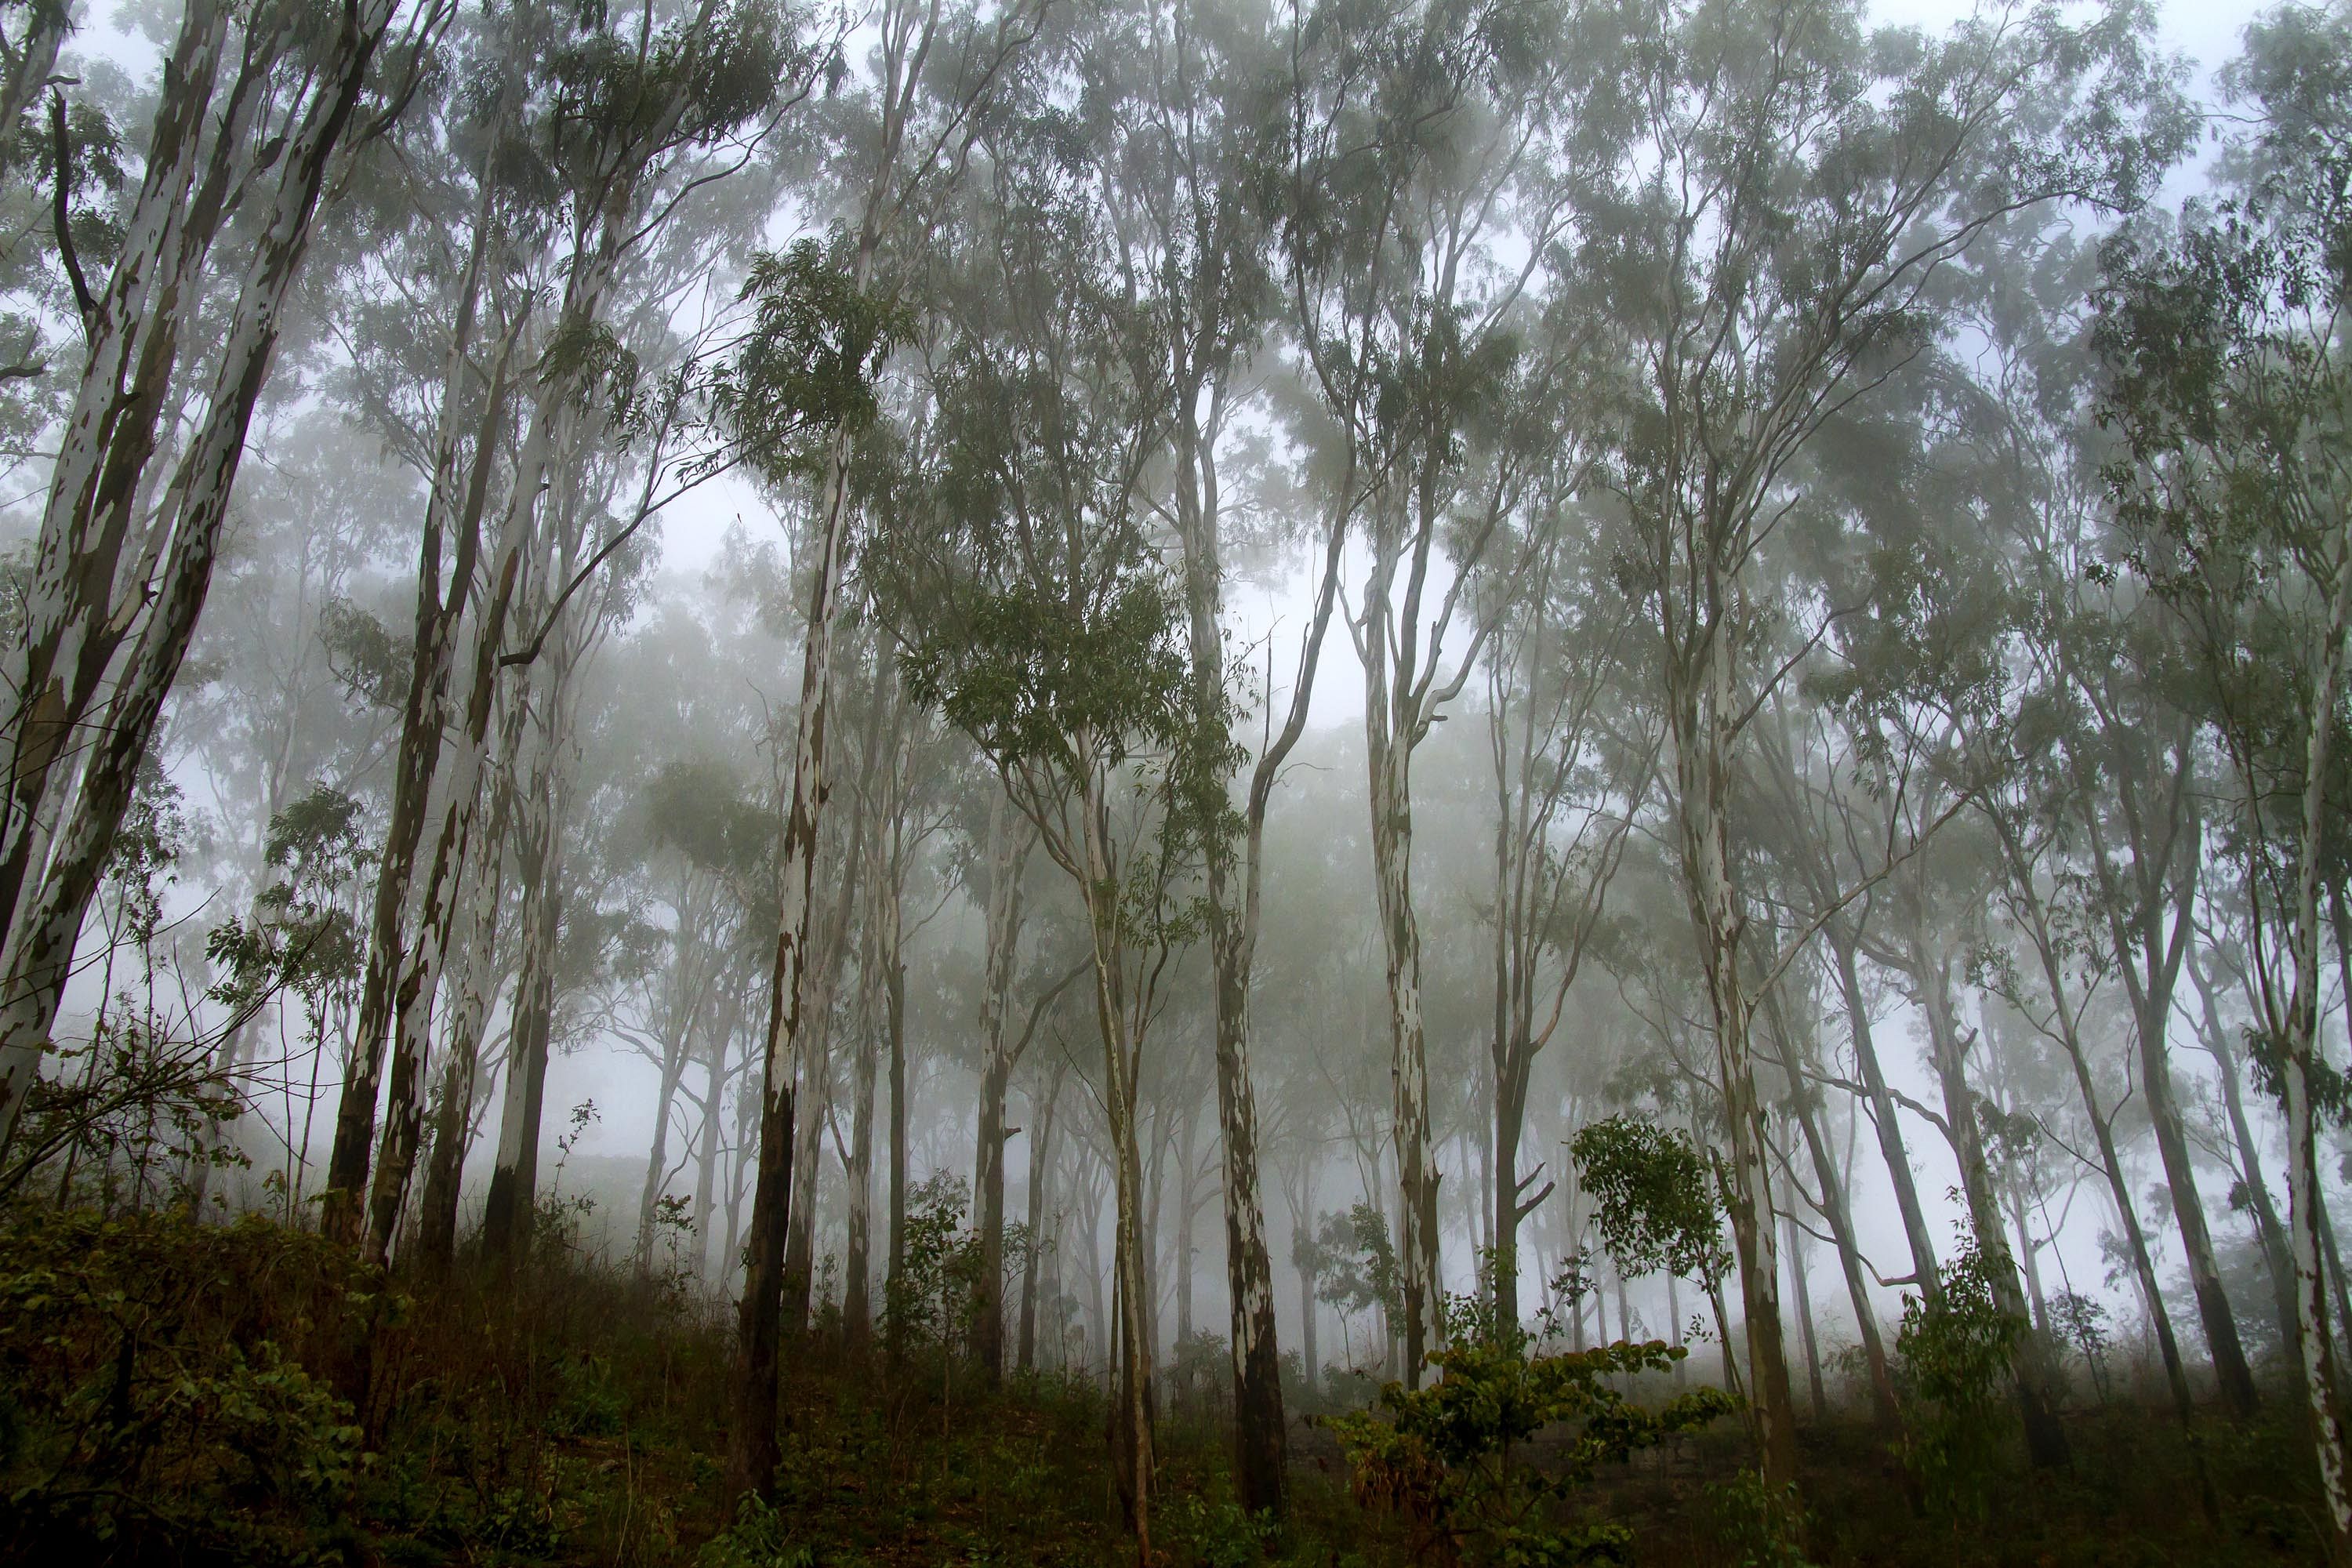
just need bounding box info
[1700,1468,1816,1567]
[696,1492,818,1568]
[1323,1337,1734,1566]
[0,1210,377,1566]
[1896,1241,2025,1525]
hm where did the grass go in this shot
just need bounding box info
[0,1205,2332,1566]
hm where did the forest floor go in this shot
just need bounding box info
[0,1207,2328,1567]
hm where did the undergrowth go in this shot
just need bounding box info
[0,1206,2331,1567]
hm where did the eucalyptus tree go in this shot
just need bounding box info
[2014,452,2263,1414]
[840,642,950,1344]
[164,421,412,1194]
[0,0,440,1158]
[1280,0,1617,1385]
[1081,0,1299,1504]
[2096,11,2352,1545]
[617,793,746,1273]
[883,107,1207,1555]
[1944,222,2270,1476]
[723,0,1044,1504]
[1980,700,2215,1456]
[1588,0,2183,1490]
[1476,422,1652,1334]
[321,0,806,1253]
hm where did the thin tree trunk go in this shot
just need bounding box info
[2096,821,2261,1417]
[1074,745,1156,1563]
[1018,1063,1064,1374]
[416,738,516,1272]
[692,985,741,1280]
[781,688,879,1334]
[1791,1072,1900,1436]
[1670,669,1800,1489]
[479,706,566,1265]
[845,907,884,1346]
[727,407,858,1501]
[1994,815,2209,1476]
[2190,938,2304,1367]
[1786,1203,1826,1421]
[1830,930,1941,1305]
[1912,953,2069,1468]
[975,791,1033,1381]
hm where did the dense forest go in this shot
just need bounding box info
[1,0,2347,1562]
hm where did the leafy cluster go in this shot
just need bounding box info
[0,1211,375,1566]
[1324,1337,1733,1566]
[1569,1113,1730,1287]
[713,240,913,487]
[1895,1240,2027,1525]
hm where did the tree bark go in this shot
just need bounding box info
[1828,928,1942,1306]
[478,704,565,1266]
[0,0,408,1157]
[416,721,518,1273]
[727,415,857,1503]
[975,790,1033,1381]
[1018,1062,1065,1373]
[2189,938,2303,1365]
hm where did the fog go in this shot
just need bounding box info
[5,0,2349,1558]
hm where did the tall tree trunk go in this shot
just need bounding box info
[888,946,909,1298]
[1785,1203,1826,1421]
[781,684,880,1334]
[1076,745,1156,1563]
[1829,929,1942,1305]
[2097,820,2260,1417]
[478,700,567,1265]
[1667,631,1801,1492]
[693,984,742,1281]
[1018,1063,1064,1374]
[845,909,884,1346]
[1790,1065,1900,1437]
[635,1025,695,1272]
[1174,400,1308,1509]
[1914,955,2069,1468]
[2189,939,2303,1364]
[314,57,524,1242]
[0,0,408,1157]
[727,414,857,1503]
[975,791,1033,1381]
[416,733,517,1274]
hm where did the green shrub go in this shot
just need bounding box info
[0,1210,376,1565]
[1896,1241,2024,1525]
[696,1491,818,1568]
[1162,1493,1276,1567]
[1700,1468,1816,1567]
[1323,1337,1734,1566]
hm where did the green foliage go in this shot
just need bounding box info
[208,784,373,1014]
[1569,1115,1730,1287]
[714,239,911,486]
[546,1353,628,1438]
[695,1492,818,1568]
[902,574,1192,780]
[884,1172,985,1355]
[1161,1492,1276,1568]
[1312,1202,1404,1325]
[2048,1288,2113,1401]
[1700,1469,1817,1568]
[0,1211,374,1565]
[1896,1241,2026,1525]
[1323,1337,1734,1566]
